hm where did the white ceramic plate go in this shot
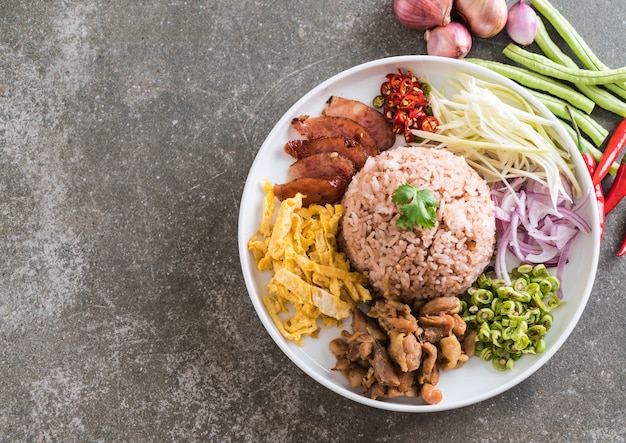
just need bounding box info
[237,56,600,412]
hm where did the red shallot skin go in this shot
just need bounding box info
[424,22,472,59]
[393,0,453,30]
[506,0,538,47]
[455,0,508,38]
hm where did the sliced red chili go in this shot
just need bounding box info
[399,78,414,95]
[387,74,403,90]
[380,81,393,96]
[377,69,436,137]
[399,92,427,111]
[392,110,408,132]
[420,116,439,133]
[386,91,404,108]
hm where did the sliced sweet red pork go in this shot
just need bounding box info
[323,96,396,151]
[286,151,356,183]
[283,137,369,170]
[273,176,347,207]
[291,115,379,157]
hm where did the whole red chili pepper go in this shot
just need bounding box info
[603,156,626,215]
[584,154,605,238]
[592,118,626,186]
[618,230,626,257]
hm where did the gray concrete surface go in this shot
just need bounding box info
[1,0,625,441]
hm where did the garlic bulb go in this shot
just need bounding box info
[394,0,453,30]
[454,0,508,38]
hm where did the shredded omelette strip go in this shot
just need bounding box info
[248,180,371,345]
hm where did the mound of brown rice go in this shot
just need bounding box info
[340,146,496,303]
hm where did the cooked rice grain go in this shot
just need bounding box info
[340,146,496,302]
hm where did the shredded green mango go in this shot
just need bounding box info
[411,73,581,207]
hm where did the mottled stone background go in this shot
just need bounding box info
[1,1,624,441]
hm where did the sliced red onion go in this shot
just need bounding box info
[492,177,591,294]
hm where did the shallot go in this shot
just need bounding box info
[393,0,453,30]
[506,0,538,46]
[455,0,508,38]
[424,23,472,59]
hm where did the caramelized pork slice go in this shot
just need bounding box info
[291,115,380,157]
[286,151,356,183]
[323,96,396,151]
[368,299,419,335]
[417,342,439,386]
[284,137,369,170]
[273,176,347,206]
[419,296,461,316]
[370,341,401,387]
[388,330,422,373]
[419,314,455,344]
[438,335,463,371]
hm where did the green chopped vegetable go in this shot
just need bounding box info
[391,183,438,230]
[461,265,564,371]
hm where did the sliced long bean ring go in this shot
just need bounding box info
[461,265,564,370]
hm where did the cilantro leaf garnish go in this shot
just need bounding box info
[391,183,439,230]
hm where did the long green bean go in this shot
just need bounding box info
[503,43,626,86]
[530,0,626,100]
[467,58,595,114]
[533,17,626,117]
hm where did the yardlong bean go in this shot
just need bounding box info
[533,17,626,117]
[468,58,595,114]
[530,0,626,100]
[503,43,626,86]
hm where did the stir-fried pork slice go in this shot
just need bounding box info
[417,342,439,386]
[388,330,422,373]
[397,372,419,397]
[284,137,370,170]
[339,308,380,361]
[451,313,467,336]
[323,96,396,151]
[273,176,347,206]
[368,299,419,334]
[370,341,400,387]
[438,335,463,371]
[286,151,356,184]
[419,296,461,316]
[461,329,478,357]
[291,115,380,157]
[419,314,455,343]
